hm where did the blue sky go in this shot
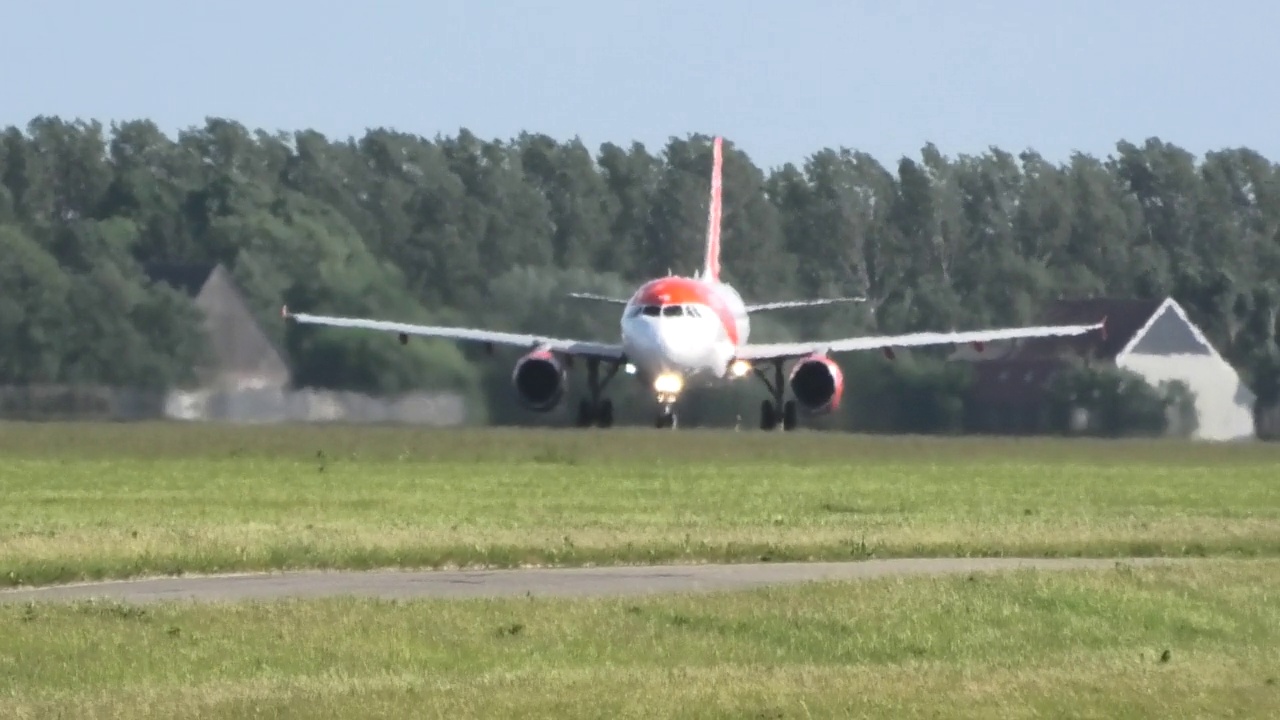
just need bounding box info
[6,0,1277,170]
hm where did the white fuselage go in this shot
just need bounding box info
[618,277,751,389]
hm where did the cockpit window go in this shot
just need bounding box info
[635,304,702,318]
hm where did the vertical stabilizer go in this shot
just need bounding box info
[702,136,723,283]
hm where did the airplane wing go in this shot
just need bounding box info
[733,319,1106,362]
[566,292,630,305]
[744,297,866,312]
[282,306,626,361]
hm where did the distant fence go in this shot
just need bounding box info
[0,385,468,426]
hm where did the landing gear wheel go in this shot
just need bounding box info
[782,400,798,431]
[596,399,614,428]
[760,400,777,431]
[754,360,801,432]
[576,358,621,429]
[576,399,595,427]
[576,399,614,428]
[655,408,677,429]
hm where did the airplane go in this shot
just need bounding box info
[281,135,1106,431]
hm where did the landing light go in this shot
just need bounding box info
[624,363,637,375]
[653,372,684,395]
[729,359,751,378]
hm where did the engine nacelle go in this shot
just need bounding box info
[511,349,567,412]
[789,353,845,414]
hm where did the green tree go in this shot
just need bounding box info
[0,225,72,383]
[2,114,1277,434]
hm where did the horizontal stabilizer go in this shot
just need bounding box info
[745,297,866,312]
[567,292,630,305]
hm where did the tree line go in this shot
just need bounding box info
[2,116,1277,433]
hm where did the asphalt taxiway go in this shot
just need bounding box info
[0,556,1181,604]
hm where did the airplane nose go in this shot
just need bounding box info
[631,319,666,361]
[657,322,695,361]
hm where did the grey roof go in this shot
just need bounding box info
[143,262,291,388]
[1010,297,1167,361]
[143,263,217,296]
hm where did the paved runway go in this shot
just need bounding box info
[0,557,1180,604]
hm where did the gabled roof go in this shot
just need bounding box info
[1111,296,1223,363]
[143,263,218,297]
[142,262,292,388]
[1009,297,1166,361]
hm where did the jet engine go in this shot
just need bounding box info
[788,353,844,414]
[512,349,567,412]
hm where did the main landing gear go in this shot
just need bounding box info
[753,359,798,431]
[575,357,619,428]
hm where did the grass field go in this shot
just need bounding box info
[3,559,1278,718]
[2,422,1279,587]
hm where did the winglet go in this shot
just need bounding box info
[281,304,291,320]
[1098,315,1108,341]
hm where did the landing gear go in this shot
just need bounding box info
[576,398,614,428]
[651,371,684,430]
[753,359,799,431]
[575,357,619,428]
[758,399,797,431]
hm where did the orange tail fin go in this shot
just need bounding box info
[702,136,723,283]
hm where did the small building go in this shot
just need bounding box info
[951,297,1257,441]
[141,262,468,426]
[144,262,292,392]
[145,262,293,421]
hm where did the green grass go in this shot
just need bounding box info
[2,559,1278,718]
[2,422,1279,586]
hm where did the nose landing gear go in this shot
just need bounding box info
[652,372,684,430]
